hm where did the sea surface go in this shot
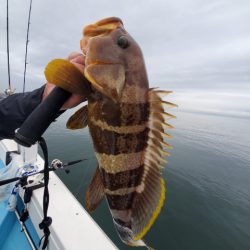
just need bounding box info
[44,96,250,250]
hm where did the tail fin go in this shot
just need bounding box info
[113,220,154,250]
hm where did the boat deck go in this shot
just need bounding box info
[0,200,40,250]
[0,142,117,250]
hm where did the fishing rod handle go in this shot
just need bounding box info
[14,87,71,147]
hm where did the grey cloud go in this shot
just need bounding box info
[0,0,249,94]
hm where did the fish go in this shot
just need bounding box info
[44,17,177,249]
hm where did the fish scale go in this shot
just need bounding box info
[88,95,147,225]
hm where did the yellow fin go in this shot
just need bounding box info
[132,175,166,241]
[85,166,105,212]
[44,59,91,95]
[66,105,88,130]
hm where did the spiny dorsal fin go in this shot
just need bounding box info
[44,59,91,95]
[66,105,88,130]
[148,89,176,154]
[85,166,105,212]
[129,88,176,241]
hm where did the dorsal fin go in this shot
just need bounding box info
[130,88,176,241]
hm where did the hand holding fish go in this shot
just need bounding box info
[42,52,87,110]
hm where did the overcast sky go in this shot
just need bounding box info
[0,0,249,116]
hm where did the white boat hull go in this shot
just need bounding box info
[0,139,117,250]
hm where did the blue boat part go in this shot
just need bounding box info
[0,159,40,250]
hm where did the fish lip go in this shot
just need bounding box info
[81,48,87,56]
[81,54,86,67]
[80,38,88,55]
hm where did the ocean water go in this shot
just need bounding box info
[44,102,250,250]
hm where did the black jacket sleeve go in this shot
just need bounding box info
[0,86,45,140]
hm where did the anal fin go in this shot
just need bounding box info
[85,166,105,212]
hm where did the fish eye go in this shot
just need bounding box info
[117,36,129,49]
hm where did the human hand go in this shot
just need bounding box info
[42,52,86,110]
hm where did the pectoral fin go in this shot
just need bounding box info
[44,59,91,95]
[85,167,105,212]
[66,105,88,129]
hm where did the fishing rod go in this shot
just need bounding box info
[23,0,33,93]
[6,0,11,92]
[0,159,86,187]
[4,0,33,94]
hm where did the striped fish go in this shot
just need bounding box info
[45,17,177,249]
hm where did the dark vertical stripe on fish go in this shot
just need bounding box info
[90,100,150,126]
[100,165,144,191]
[106,192,135,210]
[89,124,149,155]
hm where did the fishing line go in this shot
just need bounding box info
[74,161,90,200]
[73,157,95,200]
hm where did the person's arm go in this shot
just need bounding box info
[0,86,45,139]
[0,53,86,140]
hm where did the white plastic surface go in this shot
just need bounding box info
[18,143,38,164]
[0,139,18,164]
[25,166,117,250]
